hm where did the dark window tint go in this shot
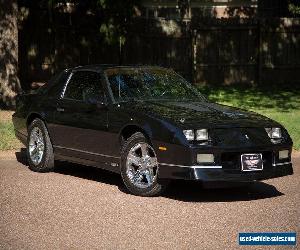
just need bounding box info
[106,68,205,102]
[108,73,140,101]
[64,71,104,102]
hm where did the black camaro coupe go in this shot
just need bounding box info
[13,65,293,196]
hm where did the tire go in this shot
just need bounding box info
[27,118,55,172]
[120,132,168,197]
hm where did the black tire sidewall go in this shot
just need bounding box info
[27,119,54,172]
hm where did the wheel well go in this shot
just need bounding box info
[120,125,151,144]
[26,113,42,127]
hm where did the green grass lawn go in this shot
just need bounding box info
[0,119,21,150]
[199,85,300,150]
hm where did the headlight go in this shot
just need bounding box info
[265,127,282,139]
[183,129,194,141]
[183,129,209,141]
[196,129,208,140]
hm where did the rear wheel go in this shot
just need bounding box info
[120,132,168,196]
[27,118,54,172]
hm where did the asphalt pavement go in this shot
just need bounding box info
[0,149,299,249]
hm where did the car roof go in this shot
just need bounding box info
[71,64,166,72]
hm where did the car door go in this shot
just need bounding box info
[51,70,113,164]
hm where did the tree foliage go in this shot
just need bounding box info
[19,0,140,45]
[288,0,300,16]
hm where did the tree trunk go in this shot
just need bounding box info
[0,0,21,109]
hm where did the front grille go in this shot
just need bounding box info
[221,151,273,171]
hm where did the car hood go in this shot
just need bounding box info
[130,100,278,128]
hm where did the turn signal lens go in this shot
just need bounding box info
[197,154,214,163]
[279,150,289,159]
[158,146,167,151]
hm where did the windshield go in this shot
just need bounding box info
[105,67,206,102]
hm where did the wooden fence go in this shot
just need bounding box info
[18,13,300,89]
[191,19,259,85]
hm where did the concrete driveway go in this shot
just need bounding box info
[0,149,299,249]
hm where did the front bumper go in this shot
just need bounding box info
[158,161,293,182]
[157,144,294,183]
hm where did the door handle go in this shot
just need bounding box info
[57,107,65,112]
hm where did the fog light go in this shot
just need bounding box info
[279,150,289,159]
[197,154,214,163]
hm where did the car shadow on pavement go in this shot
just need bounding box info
[16,148,284,202]
[54,161,124,187]
[15,148,28,165]
[162,180,284,202]
[15,148,123,187]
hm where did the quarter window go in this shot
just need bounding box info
[64,71,105,102]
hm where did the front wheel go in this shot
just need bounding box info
[120,132,168,196]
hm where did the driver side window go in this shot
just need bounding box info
[64,71,105,103]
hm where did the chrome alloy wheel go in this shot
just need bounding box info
[28,127,45,165]
[126,142,158,188]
